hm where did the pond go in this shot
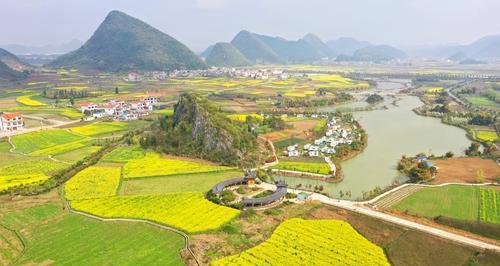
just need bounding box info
[276,81,471,200]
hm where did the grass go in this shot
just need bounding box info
[12,129,85,154]
[392,185,479,221]
[0,204,184,265]
[100,145,145,163]
[123,152,235,179]
[120,170,244,195]
[70,192,240,233]
[271,161,331,175]
[475,130,499,142]
[64,166,122,200]
[69,122,128,136]
[211,218,389,265]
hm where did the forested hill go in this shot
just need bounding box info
[143,93,260,167]
[49,10,206,72]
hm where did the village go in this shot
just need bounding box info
[284,115,359,158]
[79,96,159,121]
[126,67,289,81]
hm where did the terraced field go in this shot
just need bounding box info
[100,145,145,163]
[0,159,67,192]
[211,218,390,265]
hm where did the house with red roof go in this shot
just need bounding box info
[0,112,24,131]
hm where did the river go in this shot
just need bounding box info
[276,80,471,200]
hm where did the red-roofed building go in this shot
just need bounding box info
[80,102,98,113]
[0,112,24,131]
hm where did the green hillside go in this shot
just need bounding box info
[0,60,27,81]
[49,10,206,72]
[230,30,282,64]
[206,42,252,67]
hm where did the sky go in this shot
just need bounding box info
[1,0,499,51]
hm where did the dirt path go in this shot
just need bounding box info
[65,202,201,266]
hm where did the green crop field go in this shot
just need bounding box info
[212,218,389,265]
[0,204,184,265]
[70,193,240,233]
[100,145,145,163]
[120,170,243,195]
[466,96,500,108]
[271,161,331,175]
[52,146,101,163]
[12,129,85,154]
[392,185,479,221]
[393,185,500,225]
[123,152,235,179]
[479,189,500,224]
[69,122,128,136]
[274,138,304,150]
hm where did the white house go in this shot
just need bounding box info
[308,150,319,157]
[0,112,24,131]
[142,96,158,105]
[80,102,98,114]
[288,150,299,157]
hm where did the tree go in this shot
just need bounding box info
[69,98,75,106]
[465,143,481,156]
[115,87,119,94]
[445,151,454,158]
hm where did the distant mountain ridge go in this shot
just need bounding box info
[336,45,407,62]
[206,42,251,67]
[204,30,334,66]
[1,39,83,55]
[49,10,206,72]
[326,37,372,56]
[0,48,31,71]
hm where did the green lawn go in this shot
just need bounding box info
[0,204,185,266]
[392,185,479,221]
[12,129,85,154]
[120,170,243,195]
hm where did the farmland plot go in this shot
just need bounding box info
[479,189,500,224]
[123,153,234,179]
[64,166,121,200]
[69,122,128,136]
[211,218,390,266]
[70,193,240,233]
[12,129,85,154]
[271,161,331,175]
[100,145,145,163]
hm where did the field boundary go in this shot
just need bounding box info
[65,201,201,266]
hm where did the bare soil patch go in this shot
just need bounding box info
[262,120,318,141]
[430,157,499,184]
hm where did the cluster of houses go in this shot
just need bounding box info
[125,68,289,81]
[80,96,159,121]
[0,112,24,132]
[285,116,357,158]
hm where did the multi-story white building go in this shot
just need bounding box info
[0,112,24,131]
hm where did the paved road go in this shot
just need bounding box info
[260,182,500,253]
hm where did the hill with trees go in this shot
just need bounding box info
[206,42,252,67]
[49,10,206,72]
[0,48,31,71]
[142,93,260,167]
[0,60,28,81]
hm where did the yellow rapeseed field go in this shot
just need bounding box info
[211,218,390,265]
[64,166,122,200]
